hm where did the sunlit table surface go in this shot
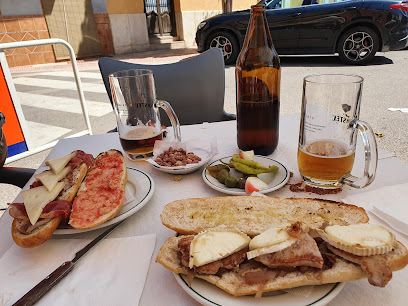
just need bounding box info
[1,114,407,305]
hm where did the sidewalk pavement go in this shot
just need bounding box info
[9,48,200,73]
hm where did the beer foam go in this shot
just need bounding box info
[304,139,353,158]
[123,126,161,140]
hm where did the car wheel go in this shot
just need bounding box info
[337,26,379,65]
[207,31,239,65]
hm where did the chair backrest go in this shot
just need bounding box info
[98,48,227,126]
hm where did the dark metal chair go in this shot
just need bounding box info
[98,48,236,127]
[0,112,35,189]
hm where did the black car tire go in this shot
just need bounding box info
[337,26,379,65]
[206,31,240,65]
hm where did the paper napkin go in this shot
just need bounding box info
[0,234,156,306]
[342,183,408,236]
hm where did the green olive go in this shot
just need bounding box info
[237,177,246,189]
[217,169,229,184]
[206,164,230,179]
[224,176,238,188]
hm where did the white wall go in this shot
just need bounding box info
[109,14,150,54]
[176,11,222,48]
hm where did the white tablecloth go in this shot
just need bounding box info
[1,114,407,305]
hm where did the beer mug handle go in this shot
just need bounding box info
[156,100,181,142]
[342,119,378,188]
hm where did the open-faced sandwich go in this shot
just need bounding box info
[69,149,128,229]
[8,149,127,248]
[156,196,408,297]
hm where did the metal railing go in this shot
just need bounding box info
[0,38,92,164]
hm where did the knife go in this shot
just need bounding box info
[13,221,124,306]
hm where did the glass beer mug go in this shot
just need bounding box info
[298,74,377,188]
[109,69,181,160]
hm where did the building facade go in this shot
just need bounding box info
[0,0,256,67]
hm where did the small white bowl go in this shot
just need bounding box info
[147,138,217,175]
[150,153,213,174]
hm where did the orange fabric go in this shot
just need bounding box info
[0,64,25,145]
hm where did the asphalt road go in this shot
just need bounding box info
[1,49,408,213]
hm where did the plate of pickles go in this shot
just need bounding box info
[202,153,290,195]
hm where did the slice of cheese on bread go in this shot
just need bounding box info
[249,225,292,250]
[21,182,65,225]
[189,229,250,268]
[319,224,396,256]
[46,151,77,174]
[247,225,298,260]
[34,166,70,192]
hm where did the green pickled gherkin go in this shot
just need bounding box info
[229,161,278,175]
[232,154,266,169]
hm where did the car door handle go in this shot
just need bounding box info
[289,12,302,17]
[345,6,357,10]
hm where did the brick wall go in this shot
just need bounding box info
[0,11,56,67]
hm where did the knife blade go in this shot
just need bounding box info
[13,221,124,306]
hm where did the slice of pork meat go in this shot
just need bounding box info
[255,233,324,269]
[194,248,247,275]
[327,244,392,287]
[177,236,247,275]
[178,236,194,267]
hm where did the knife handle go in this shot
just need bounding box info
[13,261,74,306]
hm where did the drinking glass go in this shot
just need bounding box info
[298,74,377,188]
[109,69,181,160]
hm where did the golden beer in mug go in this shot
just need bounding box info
[109,69,180,160]
[119,127,163,160]
[298,139,355,183]
[298,74,377,188]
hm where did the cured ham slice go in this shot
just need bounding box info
[29,150,93,190]
[9,200,72,222]
[68,150,94,169]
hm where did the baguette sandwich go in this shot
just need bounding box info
[9,149,127,247]
[156,196,408,297]
[9,150,94,248]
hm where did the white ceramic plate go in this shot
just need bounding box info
[54,167,154,234]
[202,155,290,195]
[175,273,344,306]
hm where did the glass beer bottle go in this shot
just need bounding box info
[236,4,281,155]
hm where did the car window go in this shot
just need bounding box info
[264,0,349,9]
